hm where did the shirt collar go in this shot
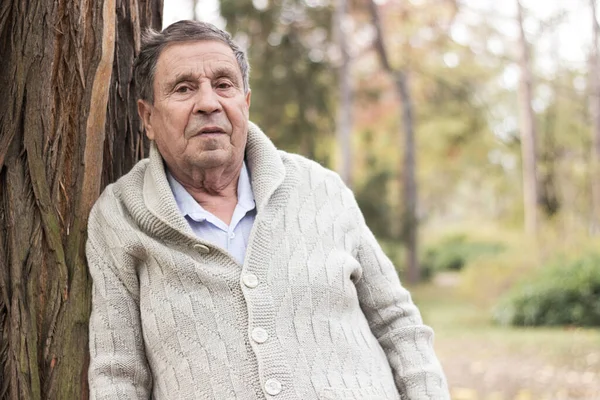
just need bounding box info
[166,161,255,223]
[236,161,256,212]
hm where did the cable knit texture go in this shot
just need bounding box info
[87,122,450,400]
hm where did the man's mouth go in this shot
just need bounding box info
[199,126,226,135]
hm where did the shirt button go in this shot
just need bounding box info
[242,274,259,288]
[264,378,282,396]
[229,231,235,239]
[193,244,210,254]
[251,327,269,343]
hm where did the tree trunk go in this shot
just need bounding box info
[589,0,600,234]
[394,72,419,285]
[516,0,540,235]
[539,33,560,218]
[368,0,420,284]
[192,0,200,20]
[334,0,353,187]
[0,0,162,398]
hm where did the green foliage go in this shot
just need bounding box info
[354,129,399,240]
[421,233,505,275]
[355,169,394,239]
[458,240,537,305]
[493,253,600,327]
[220,0,336,164]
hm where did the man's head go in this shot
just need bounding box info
[135,20,250,103]
[135,21,251,183]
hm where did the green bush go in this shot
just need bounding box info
[493,253,600,327]
[355,169,395,241]
[421,234,505,275]
[458,245,537,306]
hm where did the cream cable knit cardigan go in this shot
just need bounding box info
[86,123,449,400]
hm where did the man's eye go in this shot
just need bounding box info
[216,82,232,89]
[175,86,191,93]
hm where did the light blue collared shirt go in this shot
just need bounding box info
[167,162,256,265]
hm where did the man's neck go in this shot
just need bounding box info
[170,166,242,226]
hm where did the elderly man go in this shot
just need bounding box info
[86,20,449,400]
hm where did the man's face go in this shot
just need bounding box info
[138,40,251,178]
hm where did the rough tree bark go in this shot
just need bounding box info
[334,0,353,187]
[0,0,162,398]
[368,0,420,284]
[589,0,600,234]
[516,0,540,235]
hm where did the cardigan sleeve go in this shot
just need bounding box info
[86,200,152,400]
[352,207,450,399]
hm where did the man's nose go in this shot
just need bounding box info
[193,84,222,114]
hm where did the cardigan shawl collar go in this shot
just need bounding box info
[139,122,285,243]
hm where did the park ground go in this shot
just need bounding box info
[410,276,600,400]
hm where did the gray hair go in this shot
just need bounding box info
[134,20,250,103]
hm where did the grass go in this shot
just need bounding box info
[409,280,600,400]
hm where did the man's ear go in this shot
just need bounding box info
[137,99,155,140]
[245,89,251,108]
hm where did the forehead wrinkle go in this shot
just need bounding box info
[161,49,237,71]
[209,65,242,83]
[155,43,242,93]
[167,71,199,87]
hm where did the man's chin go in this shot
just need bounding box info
[190,150,231,169]
[190,133,228,146]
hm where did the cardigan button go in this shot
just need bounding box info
[242,274,259,288]
[251,327,269,343]
[264,378,282,395]
[193,244,210,254]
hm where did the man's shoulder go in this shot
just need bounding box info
[276,150,359,207]
[276,150,363,223]
[279,150,345,185]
